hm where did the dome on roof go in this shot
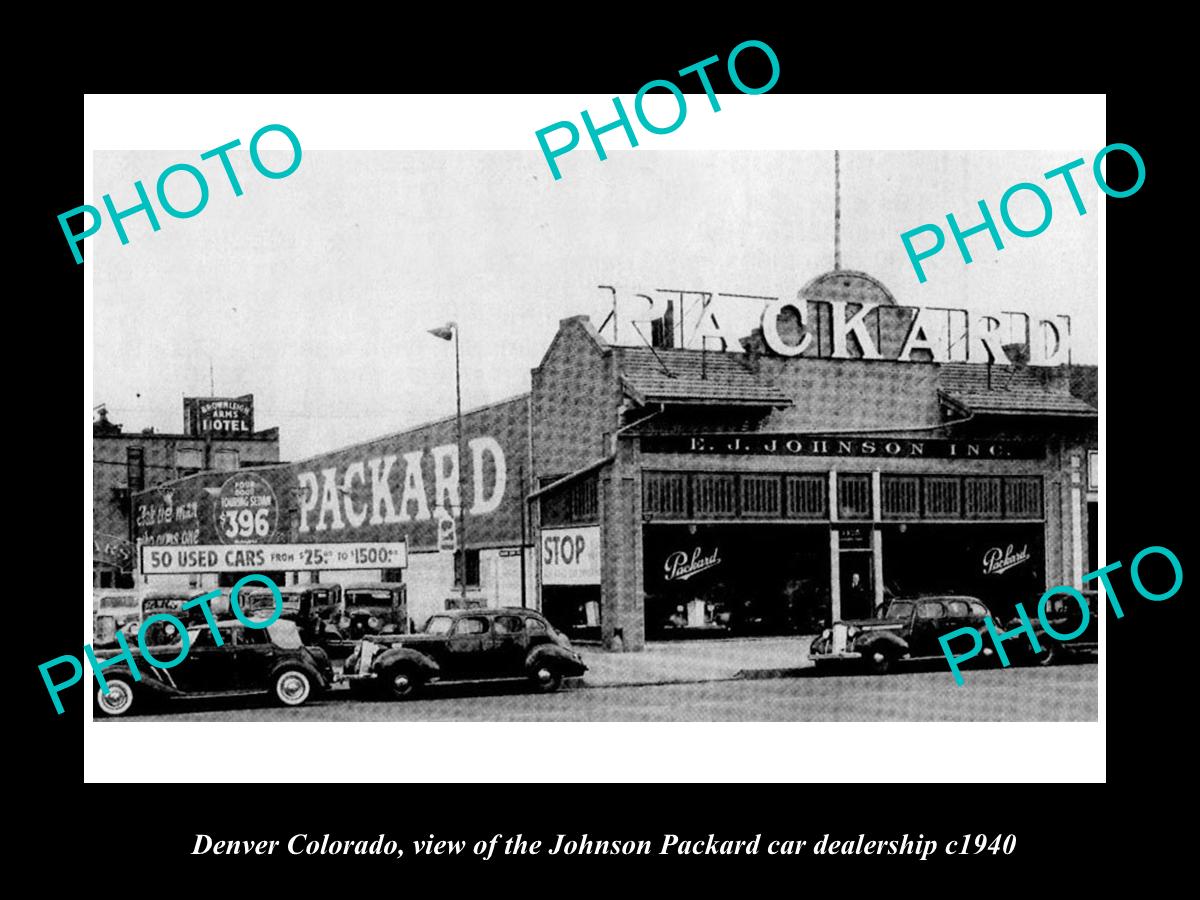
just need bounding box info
[800,270,897,306]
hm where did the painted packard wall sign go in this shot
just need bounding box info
[292,396,530,552]
[213,473,278,544]
[664,546,722,581]
[643,435,1045,460]
[140,541,408,575]
[184,394,254,436]
[982,544,1031,575]
[542,526,600,586]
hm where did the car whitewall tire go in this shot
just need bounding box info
[96,677,135,717]
[274,669,313,706]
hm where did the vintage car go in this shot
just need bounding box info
[1012,590,1099,666]
[338,582,409,640]
[239,584,345,647]
[345,607,587,699]
[119,591,230,645]
[92,617,334,717]
[808,595,996,674]
[93,591,139,647]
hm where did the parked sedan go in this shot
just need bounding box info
[345,607,587,699]
[1011,591,1099,666]
[808,595,996,674]
[92,618,333,717]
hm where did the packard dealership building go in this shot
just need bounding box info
[134,271,1097,651]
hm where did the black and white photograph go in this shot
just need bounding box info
[88,117,1099,727]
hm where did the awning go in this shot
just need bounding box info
[937,364,1097,418]
[617,347,793,408]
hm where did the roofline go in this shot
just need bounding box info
[134,461,294,494]
[93,430,280,442]
[293,393,531,464]
[637,396,793,408]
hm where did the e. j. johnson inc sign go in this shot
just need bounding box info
[642,435,1045,460]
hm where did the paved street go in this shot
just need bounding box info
[110,660,1096,722]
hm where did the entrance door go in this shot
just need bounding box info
[839,552,875,620]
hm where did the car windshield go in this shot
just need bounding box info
[424,616,454,635]
[885,601,914,619]
[100,596,134,609]
[346,591,392,607]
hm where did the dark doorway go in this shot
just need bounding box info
[543,585,601,642]
[839,552,875,620]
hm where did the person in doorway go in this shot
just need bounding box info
[845,570,873,620]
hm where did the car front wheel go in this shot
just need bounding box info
[1033,643,1058,667]
[95,676,136,717]
[865,647,893,675]
[530,665,564,693]
[383,666,423,701]
[274,669,314,707]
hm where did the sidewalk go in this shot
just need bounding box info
[576,635,816,688]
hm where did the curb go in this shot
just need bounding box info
[735,666,811,680]
[576,665,813,691]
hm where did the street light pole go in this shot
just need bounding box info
[430,321,468,605]
[453,324,468,605]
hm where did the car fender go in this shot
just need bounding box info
[98,666,179,698]
[371,647,440,679]
[525,644,587,676]
[854,630,909,656]
[268,659,328,690]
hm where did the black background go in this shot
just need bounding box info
[19,21,1182,887]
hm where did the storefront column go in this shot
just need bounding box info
[828,469,840,623]
[600,443,645,652]
[1069,453,1084,589]
[871,469,884,611]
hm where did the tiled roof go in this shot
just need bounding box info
[616,347,792,407]
[938,364,1097,417]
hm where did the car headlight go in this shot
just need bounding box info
[819,628,831,640]
[339,617,351,630]
[846,626,860,639]
[381,623,397,634]
[368,616,381,629]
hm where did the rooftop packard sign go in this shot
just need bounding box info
[608,292,1072,367]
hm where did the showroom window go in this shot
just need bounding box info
[785,475,827,518]
[924,477,961,518]
[740,475,781,517]
[643,473,688,518]
[881,475,921,517]
[694,474,738,517]
[1003,477,1043,518]
[964,477,1003,518]
[837,474,872,520]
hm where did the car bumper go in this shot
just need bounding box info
[809,651,863,662]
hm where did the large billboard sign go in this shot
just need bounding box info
[134,466,293,547]
[134,398,530,557]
